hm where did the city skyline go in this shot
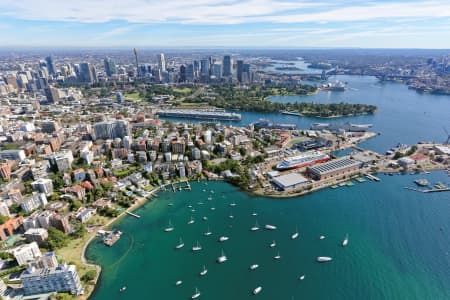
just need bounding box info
[1,0,450,49]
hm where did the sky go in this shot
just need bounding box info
[0,0,450,48]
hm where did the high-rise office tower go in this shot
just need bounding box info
[45,56,56,76]
[186,64,195,82]
[78,63,94,83]
[236,60,244,83]
[223,55,232,77]
[158,53,166,72]
[179,65,186,83]
[133,48,139,77]
[104,57,117,77]
[200,59,209,77]
[212,63,222,80]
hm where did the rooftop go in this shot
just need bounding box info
[308,158,360,175]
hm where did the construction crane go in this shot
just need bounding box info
[444,127,450,145]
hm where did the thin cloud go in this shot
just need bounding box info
[2,0,448,25]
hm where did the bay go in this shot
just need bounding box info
[87,171,450,300]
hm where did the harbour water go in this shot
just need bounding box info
[87,172,450,300]
[160,75,450,153]
[86,74,450,299]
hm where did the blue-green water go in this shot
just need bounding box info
[87,74,450,299]
[87,171,450,300]
[160,75,450,153]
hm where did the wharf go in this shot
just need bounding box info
[126,211,140,218]
[365,173,381,182]
[103,231,122,246]
[404,187,450,193]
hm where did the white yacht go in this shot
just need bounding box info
[188,216,195,224]
[175,237,184,249]
[164,220,174,232]
[202,216,208,221]
[119,286,126,292]
[175,280,183,286]
[253,286,262,295]
[168,203,173,206]
[210,207,216,211]
[199,265,208,276]
[316,256,332,262]
[291,226,299,239]
[192,241,202,252]
[217,250,227,263]
[299,275,305,280]
[250,220,260,231]
[188,205,193,208]
[249,264,259,270]
[252,212,258,216]
[219,236,229,242]
[265,224,277,230]
[319,235,325,240]
[207,196,212,201]
[191,209,196,213]
[230,202,236,207]
[269,240,276,248]
[191,287,201,299]
[274,251,281,260]
[342,233,349,247]
[204,226,212,236]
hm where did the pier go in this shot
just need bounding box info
[404,187,450,193]
[126,211,141,218]
[365,173,381,182]
[103,231,122,246]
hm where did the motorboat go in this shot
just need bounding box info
[202,216,208,221]
[175,280,182,286]
[119,286,126,292]
[265,224,277,230]
[299,275,305,280]
[319,235,325,240]
[269,240,276,248]
[291,226,299,239]
[252,212,258,216]
[188,216,195,224]
[230,202,236,207]
[342,234,349,247]
[253,286,262,295]
[250,264,259,270]
[219,236,229,242]
[316,256,332,262]
[210,207,216,211]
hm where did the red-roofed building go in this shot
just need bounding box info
[409,153,429,163]
[0,216,23,241]
[80,181,94,190]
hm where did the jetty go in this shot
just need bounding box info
[404,187,450,193]
[126,211,141,218]
[103,230,122,246]
[365,173,381,182]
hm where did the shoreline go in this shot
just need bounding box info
[80,184,167,299]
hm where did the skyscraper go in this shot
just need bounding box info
[78,63,94,83]
[200,59,209,77]
[45,56,56,76]
[158,53,166,72]
[179,65,186,83]
[236,60,244,83]
[186,64,195,82]
[104,57,117,77]
[223,55,232,77]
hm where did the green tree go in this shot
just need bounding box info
[81,269,97,282]
[0,216,9,225]
[47,227,69,250]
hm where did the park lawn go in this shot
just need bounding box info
[173,87,192,95]
[124,92,142,101]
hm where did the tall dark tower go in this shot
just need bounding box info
[133,48,139,78]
